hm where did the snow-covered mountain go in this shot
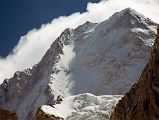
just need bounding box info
[0,8,157,120]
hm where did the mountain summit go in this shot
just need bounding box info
[0,8,157,120]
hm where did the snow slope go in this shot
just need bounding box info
[47,8,157,95]
[0,8,157,120]
[40,93,122,120]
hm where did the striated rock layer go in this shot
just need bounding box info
[110,26,159,120]
[0,107,18,120]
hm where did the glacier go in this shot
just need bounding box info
[40,93,122,120]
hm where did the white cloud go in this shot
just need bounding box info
[0,0,159,83]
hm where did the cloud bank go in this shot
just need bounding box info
[0,0,159,83]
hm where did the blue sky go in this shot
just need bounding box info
[0,0,100,57]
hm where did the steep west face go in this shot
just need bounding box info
[110,26,159,120]
[0,8,157,120]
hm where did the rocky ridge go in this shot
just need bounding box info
[0,107,18,120]
[36,107,64,120]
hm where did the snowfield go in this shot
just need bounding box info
[41,93,122,120]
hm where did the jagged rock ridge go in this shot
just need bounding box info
[110,26,159,120]
[0,107,18,120]
[0,8,157,120]
[36,107,64,120]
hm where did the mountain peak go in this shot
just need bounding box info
[75,21,96,34]
[121,7,139,15]
[118,7,156,25]
[104,7,157,30]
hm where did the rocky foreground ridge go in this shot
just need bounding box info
[110,26,159,120]
[36,107,64,120]
[0,107,18,120]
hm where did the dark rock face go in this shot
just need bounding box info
[110,26,159,120]
[36,107,64,120]
[0,107,18,120]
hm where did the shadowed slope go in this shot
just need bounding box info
[110,26,159,120]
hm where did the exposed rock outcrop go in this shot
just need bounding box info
[110,26,159,120]
[36,107,64,120]
[0,107,18,120]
